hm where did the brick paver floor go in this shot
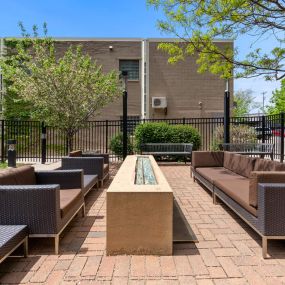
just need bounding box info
[1,163,285,284]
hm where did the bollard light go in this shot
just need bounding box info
[7,139,17,168]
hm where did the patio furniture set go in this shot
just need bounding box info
[0,152,110,264]
[1,142,284,265]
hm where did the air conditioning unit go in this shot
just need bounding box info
[152,97,167,109]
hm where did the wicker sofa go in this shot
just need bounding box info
[191,151,285,258]
[0,166,85,254]
[68,150,110,186]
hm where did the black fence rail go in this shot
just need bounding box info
[0,113,284,163]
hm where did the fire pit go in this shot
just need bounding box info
[107,155,173,255]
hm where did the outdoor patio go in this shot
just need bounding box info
[1,163,285,284]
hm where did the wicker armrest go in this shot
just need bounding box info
[258,183,285,235]
[82,153,109,164]
[61,157,104,178]
[36,170,83,190]
[191,151,224,169]
[0,185,61,234]
[249,171,285,208]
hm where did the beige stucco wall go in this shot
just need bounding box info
[53,39,233,120]
[148,41,233,119]
[54,40,142,120]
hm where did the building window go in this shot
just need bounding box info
[119,60,139,80]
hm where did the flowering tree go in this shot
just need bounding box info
[0,24,121,150]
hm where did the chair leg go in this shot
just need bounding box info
[82,204,86,217]
[262,236,268,259]
[213,193,218,205]
[23,237,28,257]
[54,235,59,255]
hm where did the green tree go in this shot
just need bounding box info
[148,0,285,80]
[0,24,122,150]
[233,89,260,116]
[267,79,285,114]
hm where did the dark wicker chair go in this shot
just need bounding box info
[0,166,85,254]
[66,151,110,187]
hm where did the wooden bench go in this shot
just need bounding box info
[219,143,274,160]
[140,143,193,163]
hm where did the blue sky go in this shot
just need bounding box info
[0,0,280,111]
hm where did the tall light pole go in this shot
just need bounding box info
[224,79,230,144]
[261,91,267,114]
[122,71,128,160]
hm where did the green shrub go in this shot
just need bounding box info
[211,124,257,150]
[134,122,201,151]
[109,133,133,157]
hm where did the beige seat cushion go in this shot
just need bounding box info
[196,167,240,184]
[214,177,257,217]
[60,189,83,218]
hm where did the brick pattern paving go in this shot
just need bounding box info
[1,163,285,284]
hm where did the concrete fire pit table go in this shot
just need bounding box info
[107,155,173,255]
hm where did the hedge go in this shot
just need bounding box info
[134,122,201,151]
[109,133,133,157]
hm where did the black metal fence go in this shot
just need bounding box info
[1,113,285,163]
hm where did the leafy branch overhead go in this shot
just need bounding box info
[148,0,285,80]
[0,23,122,150]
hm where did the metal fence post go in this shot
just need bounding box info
[1,120,5,162]
[261,115,266,143]
[281,112,284,162]
[224,90,230,143]
[41,122,47,164]
[1,120,4,163]
[105,120,109,153]
[122,71,128,160]
[183,117,185,125]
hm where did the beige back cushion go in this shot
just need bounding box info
[13,166,36,185]
[249,159,285,208]
[0,165,36,185]
[192,151,224,168]
[0,169,18,185]
[69,150,82,157]
[254,159,276,171]
[223,152,256,178]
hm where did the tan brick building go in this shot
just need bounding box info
[1,38,233,120]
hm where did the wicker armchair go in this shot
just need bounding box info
[0,166,85,254]
[65,151,109,186]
